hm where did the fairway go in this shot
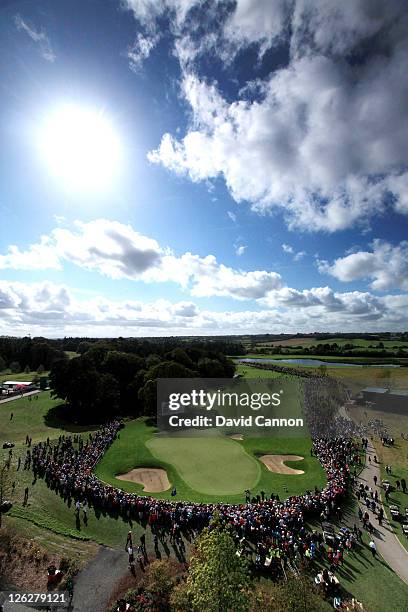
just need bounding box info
[147,435,260,495]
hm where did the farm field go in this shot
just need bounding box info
[238,353,408,365]
[251,336,408,349]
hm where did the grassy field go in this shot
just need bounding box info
[308,494,408,612]
[95,419,325,503]
[2,371,408,610]
[238,353,408,365]
[376,439,408,554]
[254,336,408,349]
[0,393,147,550]
[0,371,40,384]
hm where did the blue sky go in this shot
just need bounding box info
[0,0,407,336]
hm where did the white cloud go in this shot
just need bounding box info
[235,245,247,256]
[0,237,61,271]
[223,0,292,57]
[146,2,408,232]
[0,219,282,301]
[387,172,408,214]
[227,210,237,223]
[1,279,408,336]
[15,14,56,62]
[127,32,159,72]
[282,243,294,254]
[318,240,408,291]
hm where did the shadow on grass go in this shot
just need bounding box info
[43,404,100,433]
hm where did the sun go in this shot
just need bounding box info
[39,104,122,193]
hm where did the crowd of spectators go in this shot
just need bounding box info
[31,419,361,576]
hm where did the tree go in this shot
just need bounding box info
[24,365,30,374]
[0,355,5,372]
[249,576,327,612]
[37,364,45,374]
[9,361,21,374]
[171,516,250,612]
[143,560,175,608]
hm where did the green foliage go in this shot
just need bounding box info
[176,519,250,612]
[249,577,327,612]
[50,341,235,423]
[10,361,21,374]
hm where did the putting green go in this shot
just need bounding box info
[147,435,261,495]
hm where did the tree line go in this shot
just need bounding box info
[0,336,66,373]
[49,340,235,423]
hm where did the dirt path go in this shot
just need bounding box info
[71,546,128,612]
[358,440,408,585]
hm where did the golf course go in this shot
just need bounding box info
[94,419,326,503]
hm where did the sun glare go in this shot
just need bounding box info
[39,104,122,193]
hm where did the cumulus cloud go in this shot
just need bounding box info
[0,219,282,301]
[0,279,407,336]
[144,1,408,232]
[15,14,56,62]
[0,236,61,271]
[318,240,408,291]
[223,0,292,57]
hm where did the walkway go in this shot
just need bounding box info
[0,390,40,405]
[71,546,129,612]
[357,440,408,584]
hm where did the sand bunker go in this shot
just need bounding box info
[259,455,304,475]
[229,433,244,440]
[116,468,170,492]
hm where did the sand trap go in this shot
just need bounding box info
[116,468,170,492]
[259,455,304,475]
[229,433,244,440]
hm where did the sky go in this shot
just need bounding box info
[0,0,407,337]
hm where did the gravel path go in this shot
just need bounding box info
[358,440,408,584]
[71,546,128,612]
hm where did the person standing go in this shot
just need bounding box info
[125,530,133,550]
[140,533,146,554]
[127,545,134,569]
[369,540,377,558]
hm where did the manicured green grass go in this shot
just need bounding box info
[1,392,145,550]
[0,392,90,445]
[95,419,326,503]
[148,434,260,495]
